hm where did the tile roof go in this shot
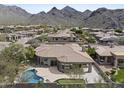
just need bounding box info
[35,43,94,63]
[48,29,75,38]
[91,44,124,56]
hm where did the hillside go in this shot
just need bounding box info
[0,5,124,29]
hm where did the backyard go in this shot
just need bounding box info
[111,68,124,83]
[35,66,105,83]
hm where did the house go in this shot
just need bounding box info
[99,35,118,44]
[35,43,94,73]
[90,44,124,68]
[90,31,118,45]
[82,27,91,31]
[6,31,36,41]
[48,29,77,43]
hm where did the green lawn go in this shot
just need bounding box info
[111,68,124,83]
[55,79,85,85]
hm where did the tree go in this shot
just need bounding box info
[0,34,6,41]
[1,43,26,64]
[26,39,41,48]
[36,34,48,42]
[25,46,35,60]
[78,27,82,30]
[26,35,48,48]
[0,52,19,84]
[0,43,36,84]
[86,47,96,58]
[87,37,96,43]
[53,27,58,33]
[82,32,96,43]
[75,30,83,34]
[0,62,17,84]
[114,29,122,33]
[70,28,76,32]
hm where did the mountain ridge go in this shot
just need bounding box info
[0,4,124,29]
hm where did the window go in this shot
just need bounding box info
[62,65,64,69]
[100,56,105,62]
[55,38,58,41]
[44,58,48,61]
[63,38,67,40]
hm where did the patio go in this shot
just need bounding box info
[99,65,113,72]
[35,65,105,83]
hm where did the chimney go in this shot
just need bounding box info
[70,34,74,41]
[109,43,114,48]
[82,46,86,52]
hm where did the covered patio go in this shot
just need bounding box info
[112,52,124,68]
[91,44,124,66]
[57,59,93,73]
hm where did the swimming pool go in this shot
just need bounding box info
[21,69,44,83]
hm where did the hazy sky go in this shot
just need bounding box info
[8,4,124,14]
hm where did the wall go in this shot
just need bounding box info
[93,62,113,85]
[48,37,76,42]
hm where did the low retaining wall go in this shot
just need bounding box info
[1,83,124,88]
[0,83,60,88]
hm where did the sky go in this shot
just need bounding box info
[8,4,124,14]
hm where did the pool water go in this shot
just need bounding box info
[21,69,44,83]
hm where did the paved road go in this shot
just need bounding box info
[16,35,41,46]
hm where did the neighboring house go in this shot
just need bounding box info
[0,26,4,31]
[99,35,118,44]
[35,43,94,73]
[114,32,124,36]
[90,31,118,45]
[83,28,103,32]
[48,29,77,43]
[82,27,91,32]
[91,44,124,68]
[6,31,36,41]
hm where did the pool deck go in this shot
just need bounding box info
[35,66,105,83]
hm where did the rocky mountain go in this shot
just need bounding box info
[1,5,124,29]
[29,6,86,26]
[0,4,31,25]
[84,8,124,29]
[82,9,92,19]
